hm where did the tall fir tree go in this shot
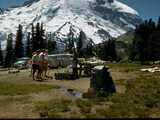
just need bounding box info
[148,17,160,62]
[14,24,24,59]
[100,38,117,61]
[33,22,46,50]
[110,39,117,61]
[31,24,36,53]
[102,44,107,61]
[25,32,32,57]
[88,42,93,56]
[77,31,83,57]
[131,19,157,64]
[4,33,13,68]
[157,17,160,42]
[46,34,52,53]
[157,16,160,31]
[46,33,57,54]
[35,22,40,50]
[0,42,3,66]
[68,35,74,54]
[83,42,93,58]
[157,17,160,59]
[39,23,46,49]
[85,45,89,55]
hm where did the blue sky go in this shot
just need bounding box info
[118,0,160,23]
[0,0,26,8]
[0,0,159,23]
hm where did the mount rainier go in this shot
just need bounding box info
[0,0,143,52]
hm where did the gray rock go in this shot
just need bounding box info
[83,66,116,98]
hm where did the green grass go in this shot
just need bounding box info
[0,96,31,106]
[35,99,71,118]
[74,63,160,118]
[107,62,160,72]
[91,64,160,118]
[0,82,60,95]
[75,99,92,114]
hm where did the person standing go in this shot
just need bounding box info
[72,47,79,79]
[39,49,45,78]
[44,49,50,77]
[92,46,101,60]
[32,49,41,80]
[29,51,36,76]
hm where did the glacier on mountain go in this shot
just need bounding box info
[0,0,143,52]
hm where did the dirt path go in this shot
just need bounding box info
[0,68,91,118]
[0,68,91,92]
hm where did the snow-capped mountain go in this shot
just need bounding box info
[0,0,143,52]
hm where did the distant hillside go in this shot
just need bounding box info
[116,29,134,44]
[115,30,135,61]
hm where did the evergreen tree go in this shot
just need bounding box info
[131,19,156,64]
[4,33,13,68]
[102,44,107,61]
[46,34,57,54]
[82,43,92,58]
[0,42,3,66]
[157,17,160,42]
[157,17,160,60]
[85,45,89,55]
[46,35,52,53]
[35,22,41,50]
[88,42,93,57]
[77,31,83,57]
[157,16,160,31]
[85,42,93,58]
[39,23,46,49]
[110,40,117,61]
[68,35,74,54]
[148,33,160,62]
[14,24,24,59]
[131,34,143,62]
[25,32,32,57]
[65,43,68,52]
[101,38,117,61]
[32,22,46,50]
[31,24,36,53]
[97,43,103,59]
[148,17,160,62]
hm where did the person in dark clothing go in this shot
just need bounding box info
[92,46,101,60]
[72,47,79,78]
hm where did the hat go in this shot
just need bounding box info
[36,49,41,53]
[42,49,45,52]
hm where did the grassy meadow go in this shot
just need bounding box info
[0,62,160,118]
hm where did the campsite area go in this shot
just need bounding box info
[0,62,160,119]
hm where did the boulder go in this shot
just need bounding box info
[83,65,116,98]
